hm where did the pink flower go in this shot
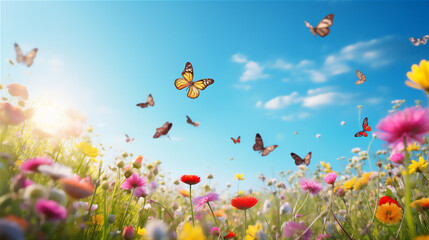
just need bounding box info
[376,107,429,153]
[324,172,337,185]
[283,221,313,240]
[35,199,67,221]
[7,83,28,100]
[121,173,146,190]
[11,174,33,191]
[122,225,134,240]
[0,102,25,125]
[20,157,53,173]
[317,233,331,240]
[210,226,220,236]
[390,153,404,164]
[192,192,220,212]
[300,178,322,195]
[134,186,147,198]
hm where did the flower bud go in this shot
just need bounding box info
[173,180,180,185]
[152,166,159,176]
[24,184,45,200]
[124,169,133,179]
[108,214,116,224]
[207,174,213,179]
[116,160,124,169]
[133,155,143,169]
[171,202,179,211]
[146,164,154,170]
[101,181,110,191]
[49,188,66,204]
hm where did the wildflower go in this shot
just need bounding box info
[0,103,22,125]
[415,236,429,240]
[324,172,337,185]
[133,155,143,169]
[352,147,361,153]
[20,157,53,174]
[231,196,258,210]
[283,221,313,240]
[244,223,263,240]
[300,178,322,195]
[354,177,370,191]
[375,203,402,225]
[390,153,404,164]
[320,161,333,173]
[7,83,28,100]
[38,164,73,180]
[237,190,245,195]
[134,186,147,198]
[23,184,45,200]
[59,176,94,199]
[316,134,321,138]
[207,174,213,179]
[411,198,429,211]
[3,215,28,231]
[407,142,420,152]
[35,199,67,221]
[341,121,346,126]
[234,173,245,180]
[343,177,356,191]
[92,214,104,225]
[108,214,116,224]
[376,107,429,153]
[405,59,429,95]
[137,227,146,237]
[76,141,98,158]
[378,196,401,209]
[121,172,146,190]
[145,219,168,240]
[224,231,236,238]
[49,188,66,204]
[178,189,190,197]
[408,156,428,174]
[11,174,33,192]
[122,225,134,240]
[317,233,331,240]
[177,222,206,240]
[262,199,271,213]
[192,192,220,212]
[180,175,200,185]
[280,202,292,215]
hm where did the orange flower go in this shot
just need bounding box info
[178,189,190,197]
[7,83,28,100]
[60,177,94,199]
[411,198,429,211]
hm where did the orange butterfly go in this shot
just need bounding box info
[355,117,371,137]
[231,136,241,144]
[174,62,214,99]
[355,70,366,85]
[15,43,38,67]
[304,14,334,37]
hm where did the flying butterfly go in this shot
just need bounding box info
[231,136,241,144]
[174,62,214,99]
[153,122,173,139]
[14,43,38,67]
[355,70,366,85]
[186,115,200,127]
[355,117,371,137]
[409,35,429,46]
[304,14,334,37]
[253,133,278,156]
[291,152,312,166]
[125,134,134,143]
[136,94,155,108]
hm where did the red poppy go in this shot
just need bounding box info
[231,195,258,210]
[379,196,401,209]
[224,231,236,239]
[180,175,200,185]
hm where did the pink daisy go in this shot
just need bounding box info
[376,106,429,153]
[300,178,322,195]
[121,172,146,190]
[35,199,67,221]
[192,192,220,212]
[20,157,53,173]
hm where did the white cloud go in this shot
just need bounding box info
[296,60,312,68]
[272,59,293,70]
[231,53,248,63]
[264,92,299,109]
[302,92,337,107]
[302,88,352,108]
[240,61,269,82]
[308,70,326,83]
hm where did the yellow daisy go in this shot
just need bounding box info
[407,142,420,152]
[406,59,429,96]
[76,141,98,158]
[343,177,356,191]
[375,203,402,225]
[408,156,428,174]
[234,173,245,181]
[354,177,369,191]
[244,223,263,240]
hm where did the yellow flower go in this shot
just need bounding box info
[411,198,429,211]
[406,59,429,96]
[415,236,429,240]
[343,177,356,191]
[234,173,245,181]
[362,172,376,179]
[409,156,428,174]
[407,142,420,152]
[178,189,190,197]
[92,214,104,225]
[177,223,206,240]
[386,176,397,186]
[354,177,369,191]
[76,141,98,158]
[320,161,333,173]
[375,203,402,225]
[244,223,263,240]
[237,190,245,195]
[137,227,146,237]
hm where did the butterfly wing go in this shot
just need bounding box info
[315,14,334,37]
[175,62,194,90]
[153,122,173,138]
[186,79,214,99]
[355,131,364,137]
[14,43,24,63]
[262,145,278,156]
[186,115,193,124]
[304,152,312,166]
[304,21,316,36]
[355,70,366,85]
[147,94,154,106]
[137,102,149,108]
[253,133,264,152]
[362,117,371,131]
[409,37,420,46]
[24,48,38,67]
[420,35,429,45]
[237,136,241,143]
[291,153,303,166]
[231,137,237,144]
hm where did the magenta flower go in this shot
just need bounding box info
[390,152,404,164]
[122,225,134,240]
[20,157,53,173]
[134,186,147,198]
[300,178,323,195]
[120,173,146,190]
[35,199,67,221]
[376,106,429,153]
[284,221,313,240]
[317,233,331,240]
[324,172,337,185]
[210,226,220,236]
[192,192,220,212]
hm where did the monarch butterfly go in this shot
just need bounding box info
[125,134,134,143]
[14,43,38,67]
[136,94,155,108]
[253,133,278,156]
[153,122,173,138]
[304,14,334,37]
[355,70,366,85]
[409,35,429,46]
[291,152,312,166]
[186,115,200,127]
[174,62,214,99]
[231,136,241,144]
[355,117,371,137]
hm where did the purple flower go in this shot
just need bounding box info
[283,221,313,240]
[192,192,220,212]
[149,181,157,193]
[20,157,53,173]
[35,199,67,221]
[300,178,322,195]
[134,186,147,198]
[121,173,146,190]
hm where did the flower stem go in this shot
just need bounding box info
[207,202,218,227]
[109,168,121,213]
[244,209,247,235]
[189,185,195,226]
[331,209,353,240]
[102,190,108,240]
[371,165,381,224]
[295,192,309,216]
[403,137,416,239]
[120,188,135,229]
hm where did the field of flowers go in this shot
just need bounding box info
[1,60,429,240]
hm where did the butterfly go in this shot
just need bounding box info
[355,70,366,85]
[253,133,278,156]
[125,134,134,143]
[14,43,38,67]
[231,136,241,144]
[186,115,200,127]
[409,35,429,46]
[136,94,155,108]
[153,122,173,138]
[294,131,298,135]
[230,157,234,161]
[174,62,214,99]
[304,14,334,37]
[355,117,371,137]
[291,152,312,166]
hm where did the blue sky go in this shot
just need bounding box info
[2,1,429,191]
